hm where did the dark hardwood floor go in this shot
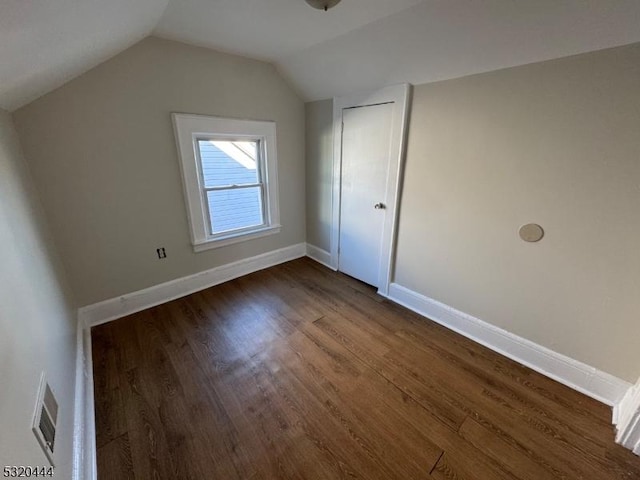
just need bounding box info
[92,257,640,479]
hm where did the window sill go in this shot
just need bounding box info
[193,225,281,252]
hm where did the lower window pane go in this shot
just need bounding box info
[207,187,264,234]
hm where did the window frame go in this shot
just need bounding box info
[172,113,280,251]
[195,136,266,236]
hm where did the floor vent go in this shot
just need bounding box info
[32,373,58,465]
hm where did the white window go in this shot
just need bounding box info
[172,114,280,251]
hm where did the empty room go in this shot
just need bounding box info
[2,0,640,479]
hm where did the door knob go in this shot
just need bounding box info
[374,202,386,210]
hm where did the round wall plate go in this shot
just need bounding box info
[519,223,544,242]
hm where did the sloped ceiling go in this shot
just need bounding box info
[0,0,170,111]
[154,0,423,61]
[3,0,640,110]
[277,0,640,101]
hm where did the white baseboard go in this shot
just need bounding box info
[74,247,639,462]
[386,283,631,407]
[615,380,640,455]
[78,243,306,328]
[73,243,307,477]
[306,244,336,270]
[72,319,97,480]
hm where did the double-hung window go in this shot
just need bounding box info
[172,114,280,251]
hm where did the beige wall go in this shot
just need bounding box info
[305,99,333,251]
[0,110,77,476]
[304,43,640,382]
[13,36,305,306]
[395,43,640,382]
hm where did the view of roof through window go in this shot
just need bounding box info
[197,139,264,235]
[210,140,257,171]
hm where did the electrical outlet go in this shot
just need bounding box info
[156,247,167,259]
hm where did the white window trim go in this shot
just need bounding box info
[172,113,280,251]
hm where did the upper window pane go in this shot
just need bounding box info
[197,140,259,188]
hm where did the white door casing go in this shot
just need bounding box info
[331,84,411,295]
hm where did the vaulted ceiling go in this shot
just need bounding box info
[0,0,170,111]
[2,0,640,111]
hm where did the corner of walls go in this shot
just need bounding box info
[614,379,640,455]
[306,244,335,270]
[274,63,307,104]
[304,98,334,254]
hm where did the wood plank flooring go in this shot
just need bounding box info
[92,257,640,479]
